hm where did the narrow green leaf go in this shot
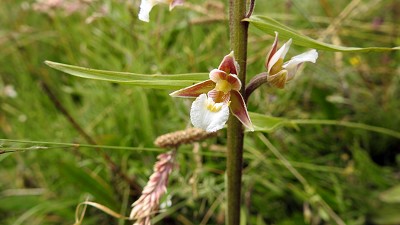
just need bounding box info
[45,61,209,90]
[244,15,400,52]
[291,119,400,139]
[249,112,400,139]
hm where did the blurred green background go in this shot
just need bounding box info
[1,0,399,224]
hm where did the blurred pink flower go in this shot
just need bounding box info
[32,0,94,16]
[32,0,62,12]
[3,85,18,98]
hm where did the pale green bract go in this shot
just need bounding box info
[244,15,400,52]
[45,61,209,90]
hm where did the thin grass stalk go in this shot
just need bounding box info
[227,0,249,224]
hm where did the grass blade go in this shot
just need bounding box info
[45,61,209,89]
[250,112,400,138]
[244,15,400,52]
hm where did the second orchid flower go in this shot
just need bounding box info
[266,32,318,88]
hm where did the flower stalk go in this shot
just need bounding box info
[227,0,249,224]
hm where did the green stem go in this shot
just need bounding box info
[227,0,249,224]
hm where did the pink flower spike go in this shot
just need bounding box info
[169,80,215,98]
[230,90,254,131]
[130,150,176,224]
[218,51,239,75]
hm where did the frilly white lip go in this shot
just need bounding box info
[283,49,318,80]
[190,94,230,132]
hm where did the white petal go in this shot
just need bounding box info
[138,0,156,22]
[283,49,318,80]
[190,94,229,132]
[267,39,292,73]
[283,49,318,68]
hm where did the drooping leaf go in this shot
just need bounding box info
[244,15,400,52]
[45,61,209,90]
[249,112,400,139]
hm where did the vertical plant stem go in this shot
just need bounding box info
[227,0,249,224]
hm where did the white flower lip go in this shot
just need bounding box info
[138,0,156,22]
[283,49,318,68]
[190,94,229,132]
[283,49,318,80]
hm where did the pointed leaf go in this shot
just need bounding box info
[249,112,400,139]
[45,61,209,90]
[244,15,400,52]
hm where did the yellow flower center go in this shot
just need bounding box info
[270,58,284,75]
[206,98,223,112]
[215,80,232,94]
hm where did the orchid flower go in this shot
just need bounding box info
[139,0,183,22]
[265,32,318,88]
[170,52,254,133]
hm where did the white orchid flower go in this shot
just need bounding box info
[170,52,254,132]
